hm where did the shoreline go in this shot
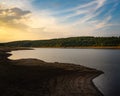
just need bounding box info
[91,73,104,96]
[32,46,120,49]
[0,47,104,96]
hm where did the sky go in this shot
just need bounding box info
[0,0,120,42]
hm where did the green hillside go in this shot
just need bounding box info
[1,37,120,47]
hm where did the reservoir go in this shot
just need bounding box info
[10,48,120,96]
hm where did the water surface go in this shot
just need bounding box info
[10,48,120,96]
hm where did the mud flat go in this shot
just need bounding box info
[0,47,103,96]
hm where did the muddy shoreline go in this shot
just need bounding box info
[33,46,120,49]
[0,47,104,96]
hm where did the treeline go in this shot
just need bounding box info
[1,36,120,47]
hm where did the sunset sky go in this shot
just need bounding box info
[0,0,120,42]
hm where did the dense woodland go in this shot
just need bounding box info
[0,37,120,47]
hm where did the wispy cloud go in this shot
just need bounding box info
[54,1,97,14]
[54,0,108,32]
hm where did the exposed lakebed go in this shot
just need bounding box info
[10,48,120,96]
[0,47,103,96]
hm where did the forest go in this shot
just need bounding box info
[0,37,120,47]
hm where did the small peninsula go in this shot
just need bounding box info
[0,47,103,96]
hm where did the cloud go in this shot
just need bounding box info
[0,0,119,42]
[0,6,37,42]
[71,0,105,21]
[0,7,31,29]
[54,0,106,18]
[90,16,112,30]
[0,0,33,10]
[54,0,108,34]
[51,0,108,34]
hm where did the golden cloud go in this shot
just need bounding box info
[0,7,31,29]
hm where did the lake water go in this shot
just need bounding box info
[9,48,120,96]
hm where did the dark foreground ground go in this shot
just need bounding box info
[0,47,103,96]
